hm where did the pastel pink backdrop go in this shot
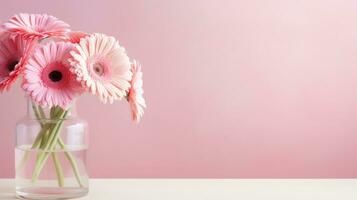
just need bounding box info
[1,0,357,178]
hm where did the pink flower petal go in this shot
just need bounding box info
[69,33,132,103]
[22,41,83,108]
[3,13,70,40]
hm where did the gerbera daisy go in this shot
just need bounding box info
[0,35,33,92]
[69,33,132,103]
[2,13,70,40]
[67,31,89,43]
[128,60,146,123]
[22,41,81,108]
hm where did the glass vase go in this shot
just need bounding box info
[15,97,89,199]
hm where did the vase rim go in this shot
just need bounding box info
[26,96,78,119]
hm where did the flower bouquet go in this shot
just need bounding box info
[0,13,145,199]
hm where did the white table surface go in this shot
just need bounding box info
[1,179,357,200]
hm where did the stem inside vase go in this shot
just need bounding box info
[17,104,84,188]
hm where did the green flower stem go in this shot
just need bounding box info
[31,109,67,184]
[58,138,84,187]
[33,108,60,180]
[32,105,44,127]
[27,105,83,188]
[31,105,66,186]
[40,129,49,148]
[51,153,64,187]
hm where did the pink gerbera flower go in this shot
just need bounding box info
[128,60,146,123]
[0,35,33,92]
[22,41,81,108]
[67,31,89,44]
[69,33,132,103]
[2,13,70,40]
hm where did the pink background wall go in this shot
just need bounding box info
[1,0,357,178]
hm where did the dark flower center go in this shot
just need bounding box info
[49,70,63,82]
[93,63,105,76]
[8,61,18,72]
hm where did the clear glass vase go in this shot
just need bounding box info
[15,98,89,199]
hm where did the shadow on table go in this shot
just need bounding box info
[0,185,17,200]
